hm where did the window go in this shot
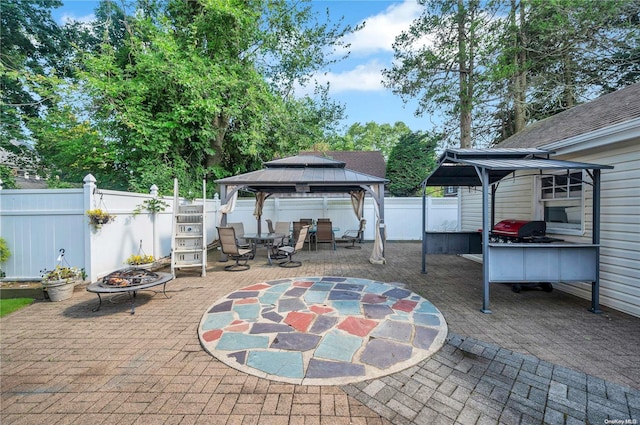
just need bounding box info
[538,171,583,234]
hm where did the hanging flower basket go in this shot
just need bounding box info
[125,254,155,269]
[86,209,115,229]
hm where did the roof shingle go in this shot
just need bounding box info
[497,83,640,149]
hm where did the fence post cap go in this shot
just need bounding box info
[83,174,96,184]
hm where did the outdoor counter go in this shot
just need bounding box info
[487,242,598,283]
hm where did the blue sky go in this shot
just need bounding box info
[53,0,430,134]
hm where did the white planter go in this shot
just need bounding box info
[129,262,154,270]
[44,279,76,302]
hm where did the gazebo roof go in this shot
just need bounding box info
[422,148,613,187]
[216,155,388,194]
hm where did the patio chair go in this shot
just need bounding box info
[339,218,366,249]
[315,220,336,250]
[277,225,309,267]
[227,222,254,257]
[293,221,312,251]
[266,220,291,259]
[217,227,253,271]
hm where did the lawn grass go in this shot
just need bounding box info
[0,298,34,317]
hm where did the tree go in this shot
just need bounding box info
[386,131,439,197]
[385,0,640,147]
[0,0,68,143]
[0,165,18,189]
[328,121,411,160]
[524,0,640,120]
[76,0,355,194]
[383,0,496,148]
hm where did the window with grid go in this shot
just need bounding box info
[539,171,583,234]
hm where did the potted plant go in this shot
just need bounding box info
[125,254,155,269]
[41,265,83,301]
[86,209,115,229]
[0,237,9,279]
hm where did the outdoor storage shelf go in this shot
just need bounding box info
[487,243,598,283]
[423,231,482,255]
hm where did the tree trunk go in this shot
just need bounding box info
[458,0,472,149]
[206,112,229,170]
[512,0,527,133]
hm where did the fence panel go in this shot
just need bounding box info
[2,184,456,280]
[1,189,86,279]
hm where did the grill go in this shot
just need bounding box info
[491,219,563,244]
[490,220,546,243]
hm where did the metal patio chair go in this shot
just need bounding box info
[315,220,336,250]
[277,225,309,267]
[217,227,253,271]
[339,218,366,249]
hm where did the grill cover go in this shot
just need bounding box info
[492,220,546,238]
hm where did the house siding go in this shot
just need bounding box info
[552,141,640,318]
[460,172,535,232]
[459,139,640,318]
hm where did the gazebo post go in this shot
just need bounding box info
[481,167,492,314]
[590,169,602,314]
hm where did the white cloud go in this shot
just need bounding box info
[310,0,424,95]
[316,59,387,93]
[341,0,422,56]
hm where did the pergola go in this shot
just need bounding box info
[215,155,389,263]
[421,148,613,313]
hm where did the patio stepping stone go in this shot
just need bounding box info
[198,276,447,385]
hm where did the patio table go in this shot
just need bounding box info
[240,233,285,265]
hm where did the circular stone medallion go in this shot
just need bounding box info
[198,276,447,385]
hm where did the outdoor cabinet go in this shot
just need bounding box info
[487,243,598,282]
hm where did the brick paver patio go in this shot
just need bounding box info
[1,242,638,424]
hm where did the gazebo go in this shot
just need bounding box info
[215,155,389,263]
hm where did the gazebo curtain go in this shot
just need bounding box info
[218,185,238,226]
[369,185,386,265]
[350,190,365,220]
[253,192,268,234]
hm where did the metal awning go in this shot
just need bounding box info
[422,148,613,187]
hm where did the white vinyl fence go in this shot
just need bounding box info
[0,175,457,282]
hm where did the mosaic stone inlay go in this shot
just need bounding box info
[198,276,448,385]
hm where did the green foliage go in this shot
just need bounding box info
[386,0,640,147]
[0,237,10,263]
[0,0,69,142]
[386,132,439,197]
[0,166,18,189]
[133,198,170,216]
[0,298,34,317]
[51,0,353,195]
[329,122,412,160]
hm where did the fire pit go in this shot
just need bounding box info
[87,267,173,314]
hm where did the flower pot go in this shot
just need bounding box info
[131,262,154,270]
[44,279,76,301]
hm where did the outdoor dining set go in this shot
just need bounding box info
[216,218,366,271]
